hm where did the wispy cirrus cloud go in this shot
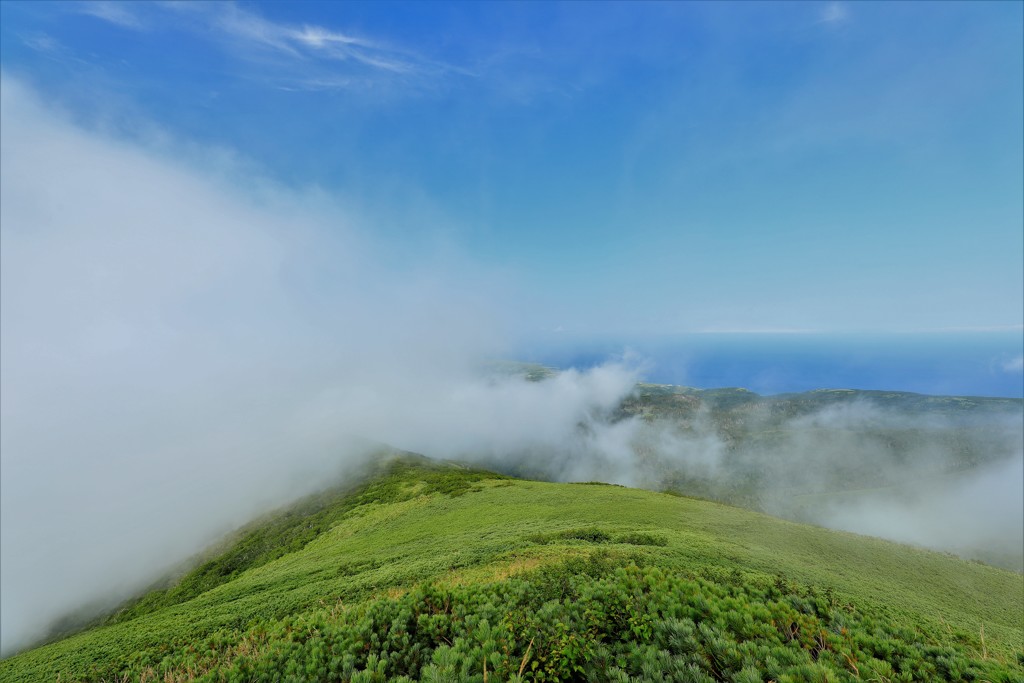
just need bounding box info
[818,2,850,26]
[21,32,64,55]
[80,1,467,90]
[79,1,148,30]
[1003,356,1024,373]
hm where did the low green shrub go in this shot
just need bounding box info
[50,557,1022,682]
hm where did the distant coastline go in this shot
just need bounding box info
[519,330,1024,398]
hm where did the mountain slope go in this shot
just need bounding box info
[3,457,1021,681]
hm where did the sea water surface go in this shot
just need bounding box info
[519,331,1024,398]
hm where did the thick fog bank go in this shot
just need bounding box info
[0,76,630,656]
[2,74,672,658]
[813,455,1024,570]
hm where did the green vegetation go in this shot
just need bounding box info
[3,457,1021,681]
[102,455,502,627]
[482,361,558,383]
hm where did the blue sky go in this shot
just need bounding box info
[1,0,1022,336]
[1,2,1023,655]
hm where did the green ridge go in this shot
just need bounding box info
[3,458,1021,682]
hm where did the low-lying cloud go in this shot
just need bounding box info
[817,456,1023,567]
[4,73,718,657]
[737,401,1024,568]
[0,74,634,655]
[2,74,1021,658]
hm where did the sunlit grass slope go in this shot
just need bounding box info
[3,457,1021,682]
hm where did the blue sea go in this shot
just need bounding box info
[519,331,1024,398]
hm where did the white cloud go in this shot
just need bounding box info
[292,24,376,50]
[79,1,462,90]
[0,75,642,656]
[79,1,147,30]
[211,2,303,56]
[819,2,849,25]
[21,32,59,53]
[819,457,1024,567]
[1003,355,1024,373]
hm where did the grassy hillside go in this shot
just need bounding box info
[3,457,1022,682]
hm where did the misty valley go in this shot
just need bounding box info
[3,368,1022,681]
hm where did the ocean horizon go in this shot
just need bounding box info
[520,331,1024,399]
